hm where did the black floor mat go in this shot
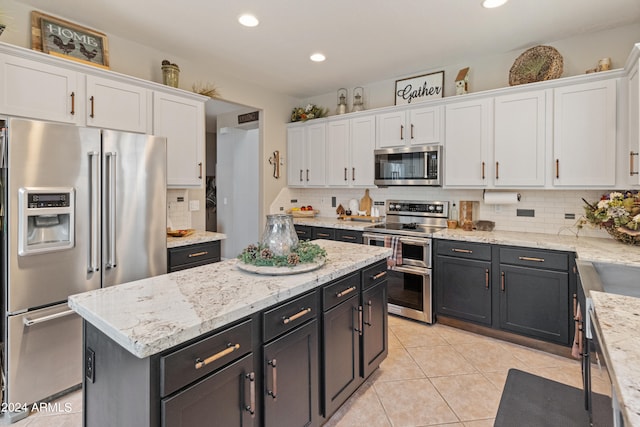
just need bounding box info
[494,369,612,427]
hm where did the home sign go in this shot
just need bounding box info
[395,71,444,105]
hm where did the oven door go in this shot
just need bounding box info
[387,265,433,324]
[363,233,431,268]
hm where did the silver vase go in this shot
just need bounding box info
[260,214,299,257]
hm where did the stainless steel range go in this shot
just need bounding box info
[363,200,448,323]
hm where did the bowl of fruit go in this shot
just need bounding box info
[287,205,319,217]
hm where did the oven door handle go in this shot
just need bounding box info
[392,265,430,275]
[399,237,430,247]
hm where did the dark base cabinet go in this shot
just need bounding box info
[82,260,387,427]
[167,241,221,272]
[162,354,255,427]
[434,239,575,347]
[263,320,319,427]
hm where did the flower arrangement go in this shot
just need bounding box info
[291,104,328,122]
[582,191,640,245]
[238,240,327,267]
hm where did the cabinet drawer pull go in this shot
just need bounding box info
[188,251,209,258]
[336,286,357,298]
[342,235,357,240]
[452,248,473,254]
[400,124,404,140]
[495,161,499,180]
[352,167,355,181]
[198,162,203,179]
[317,233,331,238]
[371,271,387,280]
[485,269,489,289]
[282,307,311,324]
[344,167,347,181]
[267,359,277,399]
[410,123,415,139]
[481,161,485,180]
[518,256,544,262]
[631,151,639,176]
[354,306,363,336]
[194,343,240,369]
[306,169,309,181]
[501,271,505,292]
[89,95,95,118]
[299,169,303,182]
[245,372,256,416]
[70,91,75,115]
[555,159,560,179]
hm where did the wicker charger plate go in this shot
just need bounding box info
[509,45,563,86]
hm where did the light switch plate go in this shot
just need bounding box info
[189,200,200,211]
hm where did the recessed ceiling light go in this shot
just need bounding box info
[238,14,259,27]
[310,53,326,62]
[482,0,508,8]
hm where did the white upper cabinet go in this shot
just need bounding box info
[153,91,205,187]
[0,53,80,124]
[444,98,492,187]
[326,115,375,187]
[493,90,547,187]
[553,79,617,187]
[287,122,326,187]
[376,105,442,148]
[628,50,640,185]
[86,75,149,133]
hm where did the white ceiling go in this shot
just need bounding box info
[17,0,640,99]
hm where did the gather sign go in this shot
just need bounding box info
[395,71,444,105]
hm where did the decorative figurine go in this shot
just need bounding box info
[455,67,470,95]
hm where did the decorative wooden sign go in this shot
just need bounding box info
[395,71,444,105]
[238,111,259,124]
[31,11,109,69]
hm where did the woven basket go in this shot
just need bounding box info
[509,45,563,86]
[604,226,640,246]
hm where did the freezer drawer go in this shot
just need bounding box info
[5,304,82,404]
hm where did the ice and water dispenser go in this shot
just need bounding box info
[18,188,75,256]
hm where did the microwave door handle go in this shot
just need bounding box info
[105,152,117,269]
[88,151,100,273]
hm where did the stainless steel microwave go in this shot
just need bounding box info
[374,145,442,186]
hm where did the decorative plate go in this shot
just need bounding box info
[509,45,563,86]
[236,258,325,275]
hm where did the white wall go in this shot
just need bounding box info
[300,24,640,113]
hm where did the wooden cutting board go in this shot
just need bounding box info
[359,189,372,216]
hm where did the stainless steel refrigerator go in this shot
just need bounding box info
[0,118,167,406]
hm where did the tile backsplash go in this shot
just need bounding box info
[271,187,611,239]
[167,189,191,230]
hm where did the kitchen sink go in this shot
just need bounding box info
[592,262,640,298]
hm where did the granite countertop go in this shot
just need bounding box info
[69,240,391,359]
[433,229,640,267]
[589,291,640,427]
[167,230,227,248]
[293,216,383,231]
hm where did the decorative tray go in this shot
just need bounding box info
[286,209,320,218]
[167,229,195,237]
[509,45,563,86]
[236,258,325,275]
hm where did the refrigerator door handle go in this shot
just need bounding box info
[23,309,76,327]
[88,151,100,273]
[105,152,117,269]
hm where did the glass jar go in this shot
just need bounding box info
[260,214,299,256]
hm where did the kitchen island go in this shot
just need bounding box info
[69,240,391,427]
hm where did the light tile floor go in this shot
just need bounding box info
[9,315,608,426]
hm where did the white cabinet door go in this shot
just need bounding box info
[553,80,616,187]
[0,54,80,124]
[409,105,442,145]
[494,90,546,187]
[86,75,148,133]
[350,115,375,186]
[628,59,640,185]
[326,119,350,186]
[153,91,205,187]
[444,99,492,187]
[376,111,405,148]
[287,126,306,186]
[305,122,326,186]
